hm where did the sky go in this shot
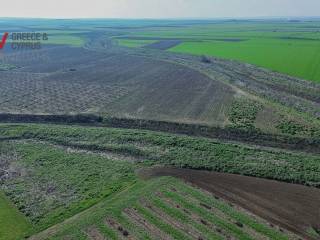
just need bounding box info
[0,0,320,19]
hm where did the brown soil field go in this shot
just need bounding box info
[140,167,320,239]
[130,47,320,118]
[0,46,235,125]
[1,43,320,137]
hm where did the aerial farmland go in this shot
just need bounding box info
[0,16,319,240]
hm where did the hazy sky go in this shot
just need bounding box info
[1,0,320,19]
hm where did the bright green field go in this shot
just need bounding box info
[0,192,32,240]
[170,38,320,83]
[45,30,87,47]
[44,34,85,47]
[118,21,320,82]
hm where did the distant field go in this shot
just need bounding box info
[45,31,86,46]
[117,21,320,82]
[116,39,156,48]
[44,34,85,46]
[170,38,320,83]
[0,192,32,240]
[6,31,85,47]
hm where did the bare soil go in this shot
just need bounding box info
[140,167,320,239]
[0,46,235,125]
[143,40,182,50]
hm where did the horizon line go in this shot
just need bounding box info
[1,16,320,21]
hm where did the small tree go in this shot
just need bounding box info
[201,55,211,64]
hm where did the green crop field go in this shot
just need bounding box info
[0,192,32,240]
[34,177,289,240]
[117,21,320,82]
[170,38,320,82]
[44,34,85,47]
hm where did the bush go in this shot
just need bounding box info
[201,55,211,63]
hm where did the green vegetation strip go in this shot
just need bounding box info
[113,213,153,240]
[149,195,224,240]
[134,203,191,240]
[0,192,33,240]
[162,190,253,240]
[49,231,88,240]
[96,222,118,240]
[228,98,263,131]
[0,63,16,71]
[0,123,319,187]
[172,181,288,240]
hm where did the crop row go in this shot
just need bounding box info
[44,178,291,240]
